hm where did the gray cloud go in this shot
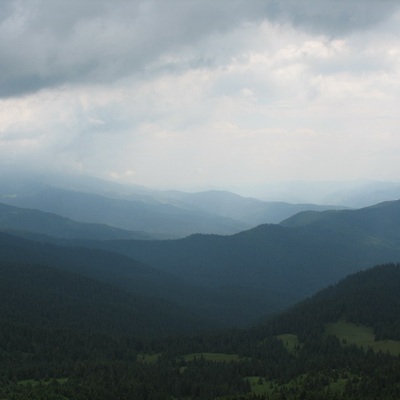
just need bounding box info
[267,0,400,35]
[1,0,399,98]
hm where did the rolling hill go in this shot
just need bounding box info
[82,199,400,324]
[0,231,264,327]
[281,199,400,243]
[256,262,400,342]
[0,261,208,338]
[2,262,399,399]
[0,185,249,237]
[159,189,347,225]
[0,172,347,237]
[1,176,400,329]
[0,202,153,240]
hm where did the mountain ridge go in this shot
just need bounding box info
[81,199,400,324]
[0,172,350,237]
[0,201,155,240]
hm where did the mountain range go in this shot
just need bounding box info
[0,202,152,241]
[1,172,400,398]
[0,172,346,238]
[1,172,400,327]
[76,199,400,324]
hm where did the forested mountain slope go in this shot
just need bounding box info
[0,232,262,327]
[2,195,400,330]
[87,200,400,319]
[255,262,400,341]
[281,199,400,242]
[2,263,400,399]
[0,261,207,338]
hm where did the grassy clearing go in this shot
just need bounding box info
[181,352,241,362]
[137,352,162,364]
[325,320,400,356]
[329,378,348,393]
[277,333,300,354]
[247,376,276,395]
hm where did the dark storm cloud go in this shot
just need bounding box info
[0,0,398,98]
[266,0,400,35]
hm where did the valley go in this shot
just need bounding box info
[1,175,400,399]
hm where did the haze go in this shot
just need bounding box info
[1,0,400,194]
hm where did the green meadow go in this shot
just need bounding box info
[137,352,162,364]
[277,333,301,354]
[247,376,276,395]
[325,320,400,356]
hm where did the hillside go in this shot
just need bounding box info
[0,231,262,327]
[0,173,347,237]
[281,199,400,243]
[158,189,346,225]
[1,262,400,399]
[0,202,153,240]
[0,261,207,338]
[0,183,249,237]
[1,188,400,334]
[256,263,400,341]
[3,197,397,328]
[85,200,400,322]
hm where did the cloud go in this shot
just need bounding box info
[266,0,400,35]
[1,0,399,98]
[1,1,400,189]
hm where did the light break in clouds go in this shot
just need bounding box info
[1,0,400,191]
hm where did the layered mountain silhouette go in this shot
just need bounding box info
[1,171,400,328]
[0,173,346,237]
[4,198,386,327]
[79,200,400,320]
[0,202,153,240]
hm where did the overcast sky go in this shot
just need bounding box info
[1,0,400,191]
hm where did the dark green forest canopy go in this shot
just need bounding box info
[254,262,400,341]
[2,199,400,398]
[1,262,400,399]
[3,199,400,329]
[0,261,211,338]
[79,200,400,325]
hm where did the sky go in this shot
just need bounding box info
[1,0,400,192]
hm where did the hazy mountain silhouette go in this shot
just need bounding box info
[0,185,249,237]
[85,200,400,323]
[0,202,153,240]
[0,172,348,236]
[159,189,347,225]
